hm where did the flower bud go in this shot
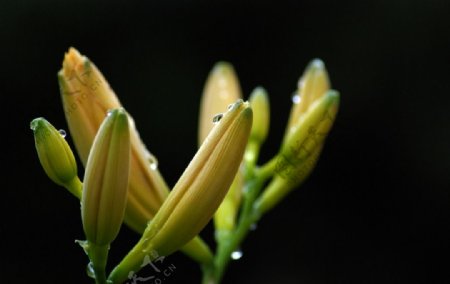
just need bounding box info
[248,87,270,145]
[286,59,330,134]
[31,118,79,191]
[256,90,339,214]
[198,62,242,145]
[214,170,244,239]
[109,100,252,283]
[244,87,270,167]
[82,109,130,246]
[58,48,212,263]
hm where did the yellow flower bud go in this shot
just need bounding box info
[286,59,330,134]
[256,90,339,214]
[58,48,212,263]
[199,62,244,239]
[31,118,80,193]
[198,62,242,145]
[82,108,130,246]
[108,100,253,283]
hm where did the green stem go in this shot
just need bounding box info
[65,177,83,199]
[202,169,270,284]
[87,242,109,284]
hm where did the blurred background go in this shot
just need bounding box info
[2,0,450,283]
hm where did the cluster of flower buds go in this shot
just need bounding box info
[31,48,339,284]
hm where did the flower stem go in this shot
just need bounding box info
[202,164,274,283]
[86,242,109,284]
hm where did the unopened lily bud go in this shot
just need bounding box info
[256,90,339,214]
[31,118,80,192]
[248,87,270,145]
[198,62,242,145]
[82,108,130,246]
[286,59,330,134]
[109,100,252,283]
[256,145,322,215]
[244,87,270,167]
[214,171,244,240]
[58,48,212,263]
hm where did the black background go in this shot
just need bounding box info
[2,0,450,283]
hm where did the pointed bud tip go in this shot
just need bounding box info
[249,86,268,100]
[308,58,325,69]
[62,47,89,76]
[107,108,129,130]
[212,61,235,75]
[30,117,45,132]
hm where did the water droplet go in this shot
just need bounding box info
[86,262,95,279]
[106,109,114,116]
[250,223,258,231]
[147,154,158,170]
[227,103,234,110]
[292,93,301,104]
[231,249,243,260]
[212,113,223,124]
[58,129,66,138]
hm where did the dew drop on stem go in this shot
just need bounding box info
[231,249,243,260]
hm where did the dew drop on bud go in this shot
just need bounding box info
[231,249,243,260]
[212,113,224,124]
[58,129,67,138]
[292,92,301,104]
[147,154,158,170]
[227,103,234,110]
[106,109,113,117]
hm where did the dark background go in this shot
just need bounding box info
[2,0,450,283]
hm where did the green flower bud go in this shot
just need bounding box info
[31,118,79,191]
[256,90,339,214]
[248,87,270,145]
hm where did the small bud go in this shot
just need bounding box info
[198,62,242,145]
[214,171,244,239]
[248,87,270,145]
[109,100,253,283]
[286,59,330,134]
[256,91,339,214]
[244,87,270,167]
[31,118,78,189]
[82,109,130,246]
